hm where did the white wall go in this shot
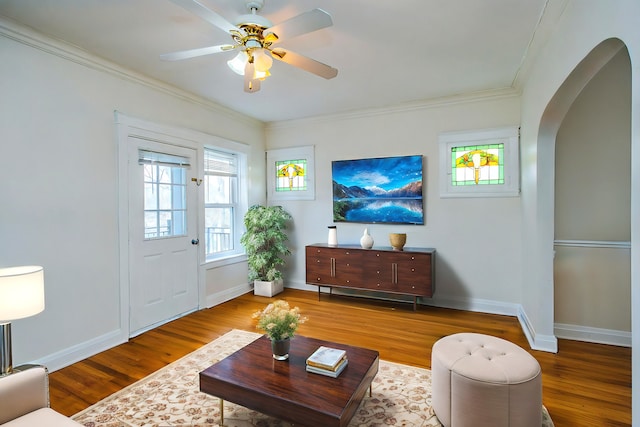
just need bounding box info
[0,19,265,370]
[554,47,631,341]
[266,93,524,314]
[517,0,639,421]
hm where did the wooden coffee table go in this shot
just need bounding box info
[199,335,379,427]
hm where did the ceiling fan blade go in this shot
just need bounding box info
[266,9,333,41]
[169,0,241,35]
[271,48,338,79]
[160,44,236,61]
[244,62,261,93]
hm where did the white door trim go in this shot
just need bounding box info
[115,112,205,339]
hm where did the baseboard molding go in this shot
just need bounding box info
[42,283,626,373]
[288,280,561,352]
[517,306,558,353]
[34,328,128,373]
[205,282,253,308]
[34,284,251,373]
[554,322,631,347]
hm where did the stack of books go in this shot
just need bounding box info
[306,346,348,378]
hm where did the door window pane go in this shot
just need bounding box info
[143,163,187,239]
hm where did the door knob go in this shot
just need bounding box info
[191,239,199,245]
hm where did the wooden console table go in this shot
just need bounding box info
[305,244,435,310]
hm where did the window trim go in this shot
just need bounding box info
[438,126,520,198]
[203,146,249,262]
[266,145,315,201]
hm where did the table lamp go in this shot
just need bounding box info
[0,266,45,376]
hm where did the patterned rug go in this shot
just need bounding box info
[72,329,554,427]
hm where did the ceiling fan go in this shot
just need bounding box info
[161,0,338,93]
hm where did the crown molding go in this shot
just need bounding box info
[0,16,262,128]
[266,87,521,130]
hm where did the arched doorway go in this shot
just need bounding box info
[553,45,631,346]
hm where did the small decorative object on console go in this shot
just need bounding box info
[389,233,407,251]
[328,225,338,246]
[360,227,374,249]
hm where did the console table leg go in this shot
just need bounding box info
[369,384,372,397]
[219,399,224,426]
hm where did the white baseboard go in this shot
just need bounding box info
[32,283,252,373]
[517,306,558,353]
[39,282,628,373]
[554,322,631,347]
[205,282,253,308]
[289,280,561,352]
[34,328,128,373]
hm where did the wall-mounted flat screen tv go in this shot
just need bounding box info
[332,155,424,224]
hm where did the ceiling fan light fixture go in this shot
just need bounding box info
[253,48,273,73]
[227,51,249,75]
[256,69,270,80]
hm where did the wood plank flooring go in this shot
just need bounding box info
[48,289,632,426]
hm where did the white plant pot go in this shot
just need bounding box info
[254,278,284,297]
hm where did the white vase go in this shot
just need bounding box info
[360,227,374,249]
[328,225,338,246]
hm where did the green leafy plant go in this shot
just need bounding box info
[240,205,292,282]
[252,299,307,341]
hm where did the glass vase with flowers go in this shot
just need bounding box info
[252,300,307,360]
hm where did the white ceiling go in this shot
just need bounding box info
[0,0,561,123]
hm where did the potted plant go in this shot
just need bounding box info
[252,299,307,360]
[240,204,292,297]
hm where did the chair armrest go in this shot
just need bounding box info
[0,364,49,425]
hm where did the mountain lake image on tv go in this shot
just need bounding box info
[332,155,424,224]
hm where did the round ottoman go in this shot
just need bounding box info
[431,333,542,427]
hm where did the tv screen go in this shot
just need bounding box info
[332,155,424,224]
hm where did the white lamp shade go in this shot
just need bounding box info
[227,51,249,75]
[253,48,273,73]
[0,266,45,322]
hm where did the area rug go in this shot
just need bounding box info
[72,329,554,427]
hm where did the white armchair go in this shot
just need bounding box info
[0,365,82,426]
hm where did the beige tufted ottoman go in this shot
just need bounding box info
[431,333,542,427]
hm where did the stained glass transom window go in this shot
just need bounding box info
[451,143,504,186]
[275,159,307,192]
[438,126,519,198]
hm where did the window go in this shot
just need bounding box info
[139,150,189,239]
[438,126,520,198]
[204,148,243,260]
[451,143,504,186]
[267,146,315,201]
[275,159,307,192]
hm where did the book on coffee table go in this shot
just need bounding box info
[307,346,347,371]
[306,358,348,378]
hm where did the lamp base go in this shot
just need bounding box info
[0,322,13,376]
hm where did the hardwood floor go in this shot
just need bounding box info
[48,289,632,426]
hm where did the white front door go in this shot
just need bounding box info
[128,138,199,336]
